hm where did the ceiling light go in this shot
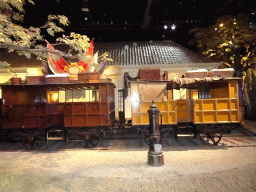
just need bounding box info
[82,8,89,12]
[171,24,176,30]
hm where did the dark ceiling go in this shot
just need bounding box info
[22,0,255,50]
[24,0,254,25]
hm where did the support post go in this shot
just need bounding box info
[147,100,164,166]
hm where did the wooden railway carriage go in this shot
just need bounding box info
[129,69,241,144]
[0,80,115,148]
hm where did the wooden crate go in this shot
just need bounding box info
[10,77,22,85]
[26,76,45,85]
[45,77,69,84]
[185,70,209,78]
[211,69,234,77]
[78,72,100,81]
[139,69,160,81]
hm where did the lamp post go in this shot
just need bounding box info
[148,100,164,166]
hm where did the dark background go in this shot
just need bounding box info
[23,0,255,52]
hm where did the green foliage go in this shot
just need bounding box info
[99,52,113,62]
[0,0,69,61]
[190,14,256,74]
[0,61,10,68]
[57,32,91,53]
[0,0,112,70]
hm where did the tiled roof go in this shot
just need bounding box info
[94,40,214,66]
[1,40,214,70]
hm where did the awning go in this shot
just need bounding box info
[167,77,240,89]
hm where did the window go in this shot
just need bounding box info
[118,90,124,112]
[173,88,187,99]
[198,86,210,99]
[47,89,99,103]
[65,89,99,102]
[47,92,59,103]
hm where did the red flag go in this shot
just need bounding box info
[86,40,94,56]
[46,41,69,74]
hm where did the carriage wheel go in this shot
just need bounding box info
[209,131,222,145]
[88,135,100,148]
[22,137,40,150]
[78,138,89,148]
[198,132,210,145]
[78,134,99,148]
[199,131,222,145]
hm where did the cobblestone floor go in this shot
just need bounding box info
[0,130,256,192]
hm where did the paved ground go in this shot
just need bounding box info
[0,129,256,192]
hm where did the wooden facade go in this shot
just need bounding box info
[1,82,115,130]
[130,78,240,127]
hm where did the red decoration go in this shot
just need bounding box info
[46,40,94,74]
[46,41,69,74]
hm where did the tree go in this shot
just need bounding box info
[0,0,111,69]
[189,14,256,120]
[190,14,256,77]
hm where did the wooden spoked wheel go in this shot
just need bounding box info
[21,137,40,150]
[208,131,222,145]
[88,135,100,147]
[198,132,209,145]
[199,131,222,145]
[78,134,99,148]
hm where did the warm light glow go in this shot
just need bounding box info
[47,92,59,103]
[131,92,139,107]
[219,23,224,27]
[27,68,43,76]
[171,24,176,30]
[131,92,139,103]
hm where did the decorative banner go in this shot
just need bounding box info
[64,62,84,80]
[46,40,94,74]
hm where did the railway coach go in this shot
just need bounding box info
[129,68,242,145]
[0,75,115,149]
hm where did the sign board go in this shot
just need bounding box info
[154,144,162,153]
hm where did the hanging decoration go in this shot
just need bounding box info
[46,40,95,75]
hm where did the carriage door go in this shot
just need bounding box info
[174,88,193,123]
[118,89,125,122]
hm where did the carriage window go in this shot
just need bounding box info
[48,89,99,103]
[47,92,59,103]
[65,89,99,102]
[198,86,211,99]
[189,89,199,99]
[59,91,65,103]
[173,88,187,99]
